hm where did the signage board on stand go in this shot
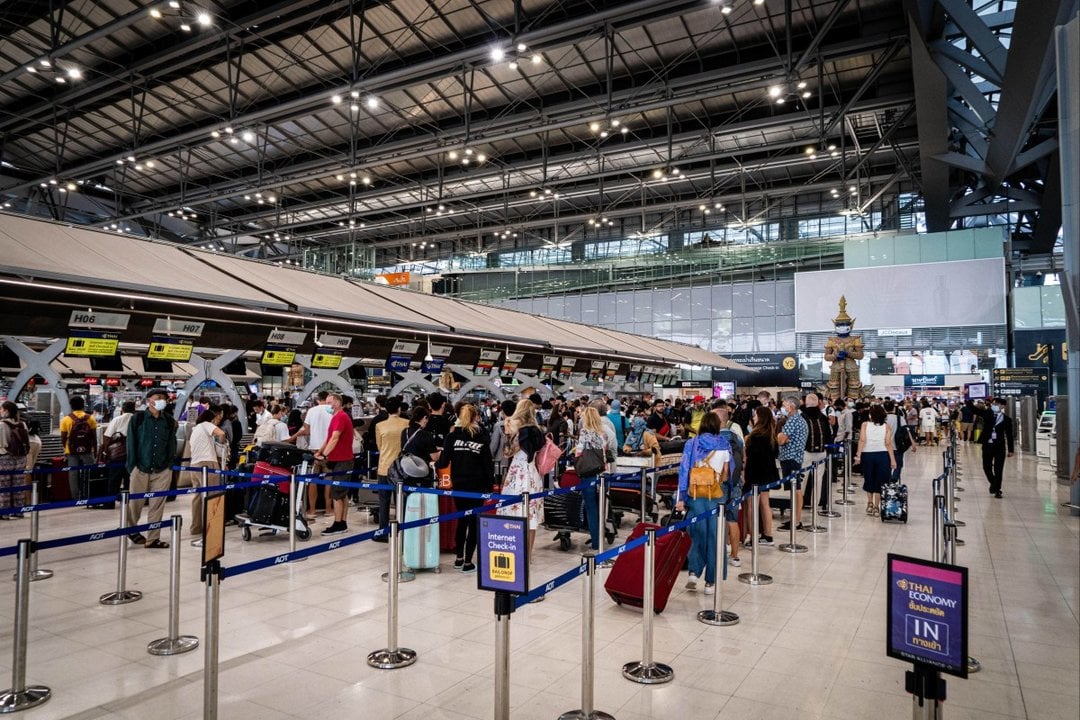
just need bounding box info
[477,516,529,595]
[886,553,968,677]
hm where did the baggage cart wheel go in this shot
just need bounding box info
[241,526,252,541]
[298,528,311,540]
[558,533,572,551]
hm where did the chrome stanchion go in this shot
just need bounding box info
[100,490,143,605]
[382,480,415,583]
[845,439,857,488]
[821,453,841,517]
[288,471,297,554]
[202,561,220,720]
[803,463,827,533]
[638,468,648,522]
[837,442,855,505]
[367,518,417,669]
[559,552,616,720]
[779,474,808,553]
[148,515,199,656]
[13,479,53,581]
[597,476,608,554]
[699,506,739,627]
[0,540,51,712]
[739,486,773,585]
[493,592,512,720]
[622,529,674,684]
[932,494,945,564]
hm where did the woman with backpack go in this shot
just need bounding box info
[674,411,734,594]
[0,401,31,517]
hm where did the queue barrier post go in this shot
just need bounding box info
[739,485,773,585]
[846,440,858,488]
[13,479,53,582]
[779,474,808,554]
[598,475,608,555]
[558,551,616,720]
[493,591,513,720]
[821,453,841,518]
[638,468,648,523]
[148,515,199,656]
[202,561,221,720]
[837,441,855,506]
[0,540,51,712]
[100,491,143,605]
[699,507,739,627]
[932,495,945,564]
[288,472,297,555]
[367,518,417,669]
[622,529,674,684]
[382,480,415,583]
[803,463,827,533]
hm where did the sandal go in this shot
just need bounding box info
[146,540,170,549]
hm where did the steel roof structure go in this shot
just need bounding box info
[0,0,1069,268]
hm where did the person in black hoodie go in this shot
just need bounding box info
[798,393,834,514]
[435,403,494,572]
[979,397,1014,498]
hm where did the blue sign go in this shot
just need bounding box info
[385,354,412,373]
[421,358,445,375]
[887,553,968,677]
[904,374,946,388]
[477,516,529,595]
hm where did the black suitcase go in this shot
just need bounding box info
[247,485,289,525]
[255,442,309,469]
[544,492,585,529]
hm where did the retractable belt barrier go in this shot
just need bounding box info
[0,520,171,558]
[0,461,126,476]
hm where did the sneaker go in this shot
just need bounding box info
[460,562,477,574]
[528,595,546,604]
[453,557,465,568]
[322,522,347,536]
[372,534,389,543]
[729,556,742,567]
[685,573,699,590]
[742,536,752,548]
[704,583,715,595]
[758,535,774,546]
[191,539,204,547]
[778,521,803,531]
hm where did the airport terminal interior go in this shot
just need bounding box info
[0,1,1078,719]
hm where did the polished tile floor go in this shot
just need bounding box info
[0,442,1076,719]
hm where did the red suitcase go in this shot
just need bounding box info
[254,461,292,494]
[438,494,458,553]
[604,521,691,614]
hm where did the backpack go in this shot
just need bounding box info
[67,413,95,455]
[689,446,729,501]
[805,414,830,453]
[894,413,912,453]
[718,427,744,487]
[3,420,30,457]
[252,419,279,446]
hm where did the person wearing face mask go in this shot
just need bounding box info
[979,398,1014,498]
[125,388,178,548]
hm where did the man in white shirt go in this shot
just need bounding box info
[287,391,332,518]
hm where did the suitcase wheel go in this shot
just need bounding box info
[297,528,311,540]
[241,526,252,541]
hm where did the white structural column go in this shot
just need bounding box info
[3,338,70,415]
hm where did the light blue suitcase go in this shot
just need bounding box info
[403,492,440,572]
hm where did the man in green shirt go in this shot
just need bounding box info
[125,388,177,548]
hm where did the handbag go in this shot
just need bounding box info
[535,433,563,476]
[573,446,606,477]
[436,462,453,489]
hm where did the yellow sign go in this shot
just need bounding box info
[488,551,516,583]
[782,356,797,370]
[311,352,343,370]
[147,341,193,362]
[261,349,296,366]
[65,335,119,357]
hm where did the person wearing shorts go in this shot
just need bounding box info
[314,393,355,535]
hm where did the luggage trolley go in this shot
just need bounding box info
[236,441,313,542]
[544,465,617,551]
